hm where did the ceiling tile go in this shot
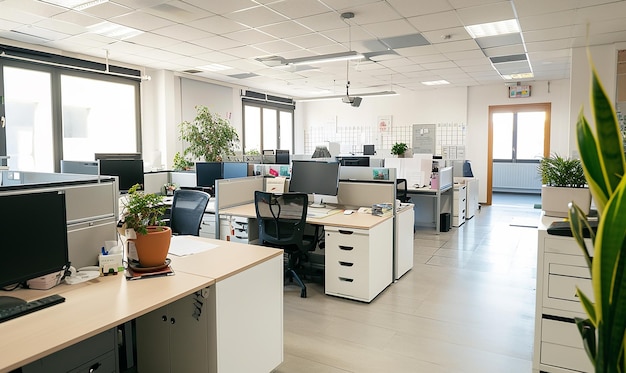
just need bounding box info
[259,20,313,38]
[110,11,175,31]
[266,0,331,19]
[223,28,277,44]
[51,10,102,27]
[126,32,180,48]
[188,15,249,35]
[455,1,516,26]
[223,6,288,28]
[361,19,417,39]
[80,1,133,19]
[386,0,453,17]
[165,42,211,56]
[152,24,214,41]
[180,0,258,14]
[296,11,346,32]
[141,1,212,22]
[407,11,463,32]
[191,35,243,50]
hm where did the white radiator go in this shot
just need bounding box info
[493,163,542,192]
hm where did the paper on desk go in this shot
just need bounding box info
[169,235,218,256]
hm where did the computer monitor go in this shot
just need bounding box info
[0,190,69,309]
[222,162,248,179]
[363,145,375,155]
[94,152,142,160]
[60,160,99,175]
[196,162,223,188]
[289,160,340,207]
[337,156,370,167]
[275,150,290,164]
[99,159,145,192]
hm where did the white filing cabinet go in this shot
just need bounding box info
[324,218,393,302]
[452,184,466,227]
[533,219,594,373]
[199,213,217,239]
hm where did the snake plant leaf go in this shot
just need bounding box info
[577,288,597,326]
[593,176,626,370]
[577,112,609,214]
[590,67,626,201]
[568,202,595,271]
[576,317,597,364]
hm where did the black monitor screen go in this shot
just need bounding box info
[275,150,290,164]
[0,191,69,289]
[338,156,370,167]
[223,162,248,179]
[363,145,375,155]
[289,161,340,196]
[196,162,223,187]
[99,159,145,192]
[95,152,142,160]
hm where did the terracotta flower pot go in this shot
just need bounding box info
[131,226,172,267]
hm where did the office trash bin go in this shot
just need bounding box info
[440,213,451,232]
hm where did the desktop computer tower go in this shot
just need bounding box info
[440,213,451,232]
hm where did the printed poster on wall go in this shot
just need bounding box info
[378,115,392,132]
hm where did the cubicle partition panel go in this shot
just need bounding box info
[143,171,169,194]
[339,167,396,182]
[170,171,197,188]
[215,177,265,239]
[336,180,396,209]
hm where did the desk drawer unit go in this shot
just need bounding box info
[324,219,393,302]
[534,229,594,373]
[199,212,216,239]
[221,215,259,243]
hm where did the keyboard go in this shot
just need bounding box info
[0,294,66,323]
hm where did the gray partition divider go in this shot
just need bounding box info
[336,180,396,209]
[339,167,397,182]
[215,176,264,210]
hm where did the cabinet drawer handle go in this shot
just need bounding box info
[339,245,353,251]
[170,317,176,324]
[338,277,354,282]
[89,362,102,372]
[339,261,353,267]
[338,230,354,235]
[161,315,167,322]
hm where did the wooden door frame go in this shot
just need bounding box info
[486,103,551,205]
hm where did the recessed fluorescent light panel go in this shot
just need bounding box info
[87,22,142,40]
[287,51,364,66]
[421,80,450,86]
[197,63,232,72]
[39,0,108,10]
[502,73,534,80]
[465,19,520,39]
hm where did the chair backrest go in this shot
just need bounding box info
[397,178,410,203]
[254,191,308,249]
[170,189,211,236]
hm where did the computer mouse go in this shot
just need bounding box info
[343,209,354,215]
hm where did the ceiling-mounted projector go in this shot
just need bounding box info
[342,96,362,107]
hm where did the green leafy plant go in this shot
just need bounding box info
[121,184,168,235]
[172,151,193,171]
[568,64,626,372]
[391,142,408,156]
[179,105,240,162]
[538,153,587,187]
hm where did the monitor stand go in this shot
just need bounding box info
[310,194,326,208]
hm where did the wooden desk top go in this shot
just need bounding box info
[0,237,281,373]
[219,203,393,230]
[0,272,211,372]
[170,238,283,282]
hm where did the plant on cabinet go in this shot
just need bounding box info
[538,153,591,217]
[391,142,408,157]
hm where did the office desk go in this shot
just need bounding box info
[1,238,282,373]
[220,203,394,302]
[407,184,453,233]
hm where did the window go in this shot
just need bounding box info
[0,47,141,172]
[491,104,550,162]
[242,92,294,154]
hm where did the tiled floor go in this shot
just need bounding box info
[275,193,542,373]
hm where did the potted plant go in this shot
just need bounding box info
[538,153,590,217]
[121,183,171,267]
[162,182,178,196]
[179,105,240,162]
[568,62,626,372]
[172,151,193,171]
[391,142,408,157]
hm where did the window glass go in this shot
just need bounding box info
[492,112,513,160]
[4,66,53,172]
[244,105,261,154]
[262,108,277,150]
[517,111,545,160]
[279,111,293,152]
[61,75,137,160]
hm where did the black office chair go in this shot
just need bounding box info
[169,189,211,236]
[397,178,412,203]
[254,191,320,298]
